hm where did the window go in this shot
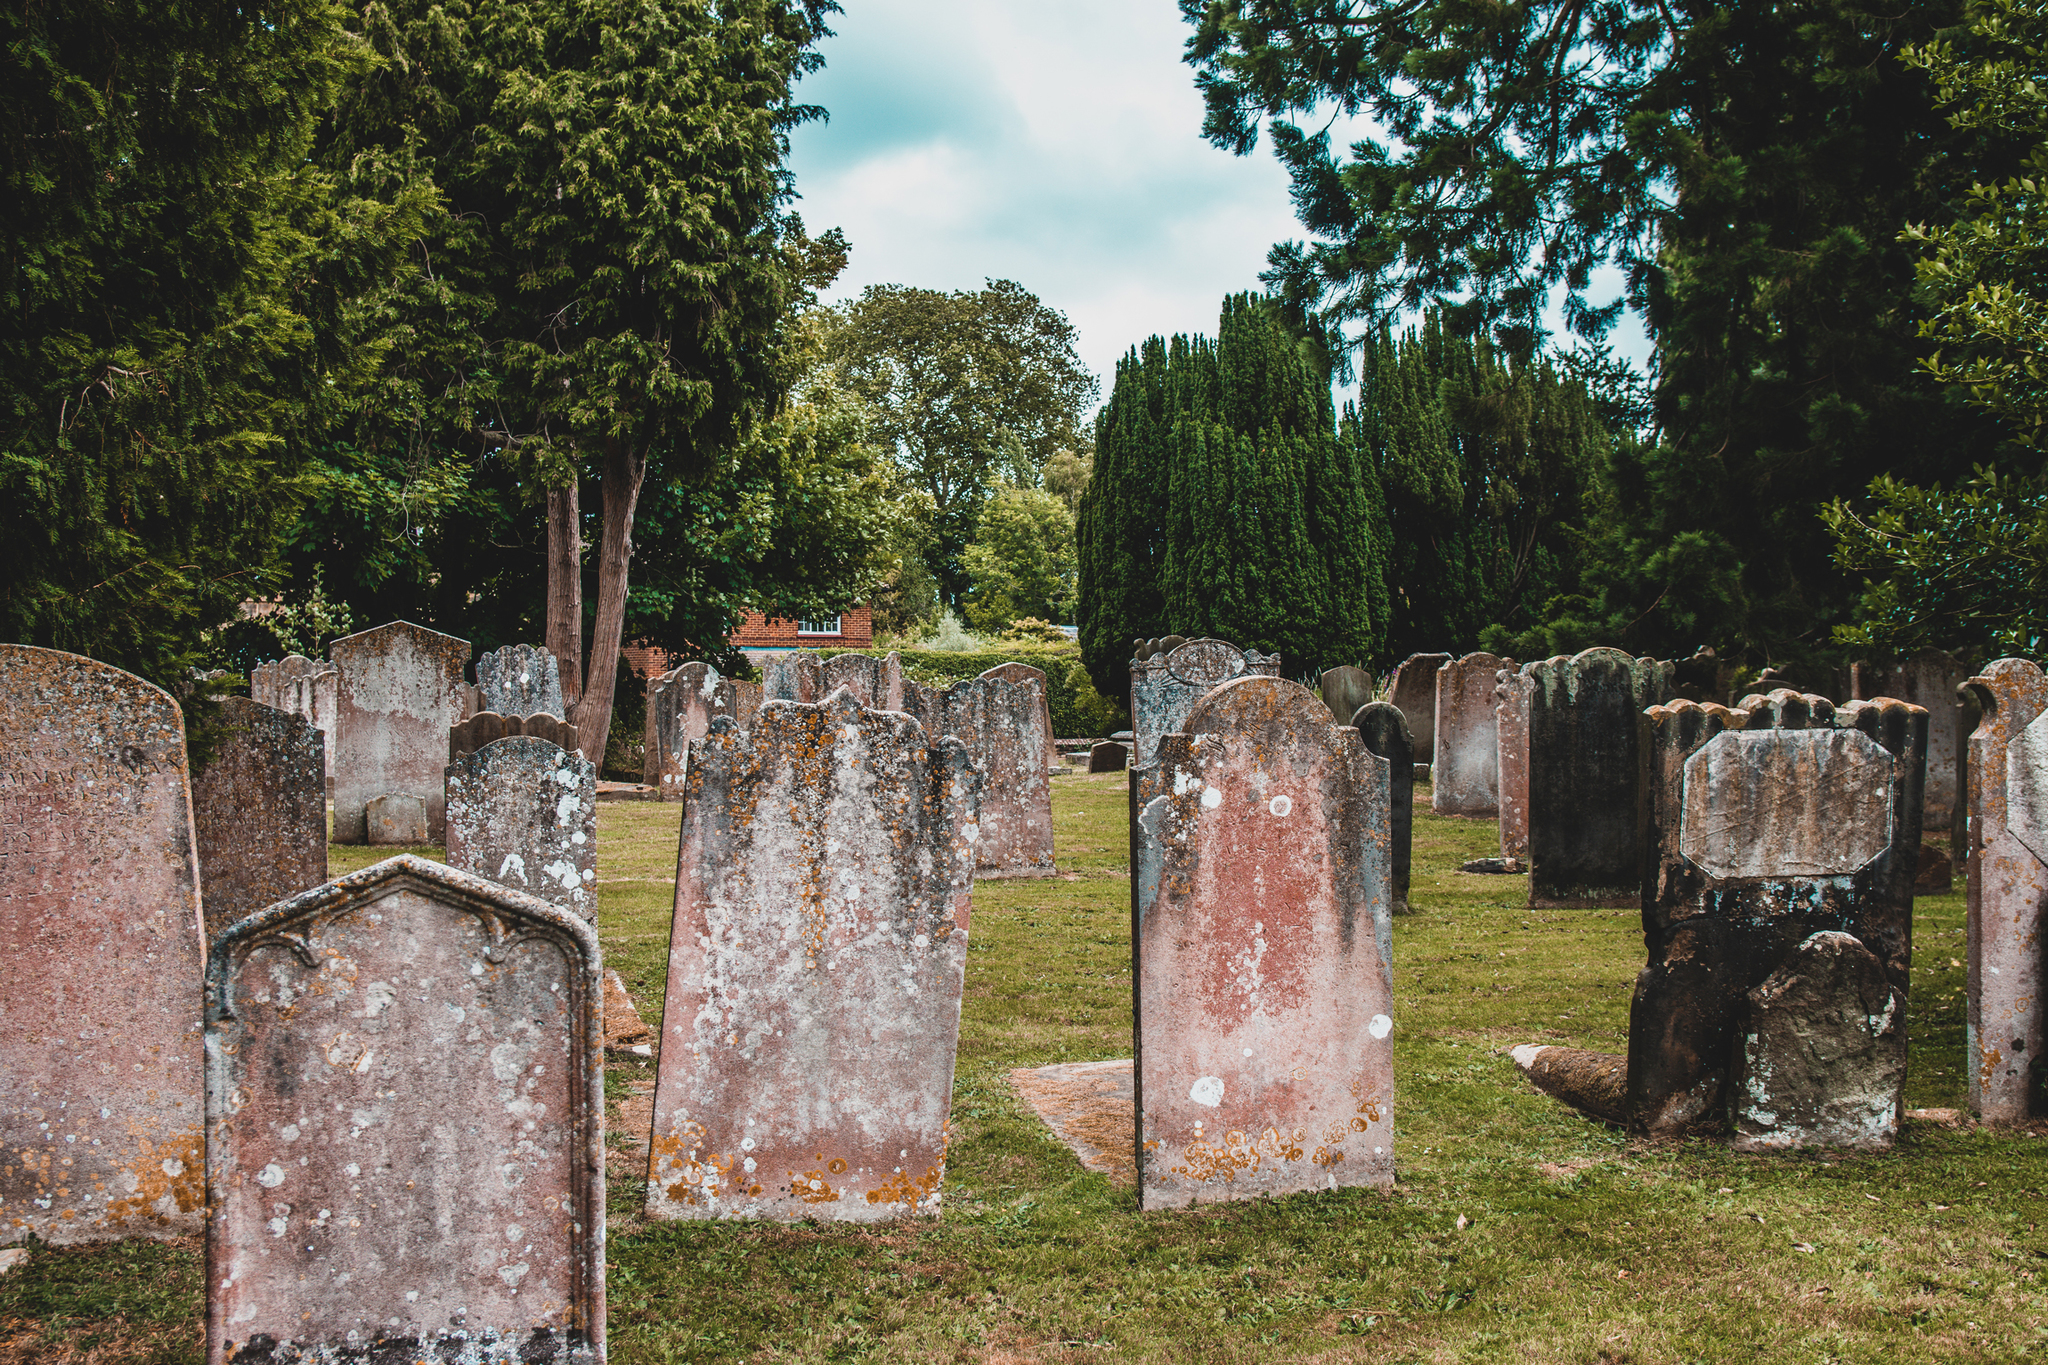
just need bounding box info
[797,615,842,636]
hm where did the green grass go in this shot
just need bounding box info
[5,776,2043,1363]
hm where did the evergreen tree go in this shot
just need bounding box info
[1077,337,1175,692]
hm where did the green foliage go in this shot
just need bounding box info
[961,484,1078,633]
[854,643,1125,738]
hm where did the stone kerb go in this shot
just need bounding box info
[1431,653,1511,816]
[446,735,598,920]
[329,620,470,845]
[760,649,825,704]
[1128,638,1281,776]
[1959,658,2048,1122]
[1496,665,1535,860]
[1,644,206,1246]
[1134,676,1394,1210]
[1350,701,1414,913]
[906,673,1056,878]
[1389,652,1451,761]
[1526,648,1675,907]
[475,642,565,719]
[204,856,605,1363]
[647,688,981,1222]
[642,662,761,797]
[191,697,328,940]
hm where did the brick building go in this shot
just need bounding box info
[620,605,873,678]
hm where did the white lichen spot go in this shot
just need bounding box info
[963,823,980,844]
[280,1124,300,1142]
[363,980,397,1017]
[497,853,529,885]
[1190,1076,1225,1107]
[161,1157,183,1178]
[1200,785,1224,810]
[1369,1014,1393,1040]
[498,1262,529,1289]
[257,1163,286,1189]
[1267,794,1293,817]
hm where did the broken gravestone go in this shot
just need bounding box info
[1732,930,1906,1151]
[902,670,1055,877]
[642,662,761,797]
[1389,652,1452,768]
[1526,648,1675,907]
[1432,653,1512,816]
[821,651,904,712]
[1496,664,1535,860]
[1135,675,1394,1209]
[366,792,428,845]
[1319,666,1374,727]
[474,642,565,719]
[205,856,605,1362]
[329,620,470,844]
[0,644,205,1246]
[646,688,981,1222]
[1351,701,1414,913]
[190,697,327,940]
[446,735,598,920]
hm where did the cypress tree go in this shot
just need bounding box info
[1077,337,1173,694]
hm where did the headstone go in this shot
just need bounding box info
[450,709,580,761]
[1088,740,1129,773]
[251,654,339,778]
[1627,689,1922,1142]
[1732,931,1907,1151]
[1496,664,1535,860]
[205,856,605,1363]
[1431,653,1512,816]
[642,663,760,797]
[0,644,205,1246]
[329,621,469,844]
[1128,638,1281,776]
[1351,701,1413,912]
[1852,651,1972,832]
[475,643,565,719]
[1319,666,1373,726]
[980,662,1059,769]
[1959,658,2048,1122]
[1526,648,1675,907]
[190,697,327,940]
[903,672,1056,877]
[1135,676,1394,1209]
[759,649,824,704]
[366,792,428,845]
[646,689,980,1221]
[1389,652,1451,763]
[820,651,904,712]
[446,736,598,919]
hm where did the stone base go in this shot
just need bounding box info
[1009,1059,1136,1187]
[1511,1045,1628,1126]
[366,793,428,845]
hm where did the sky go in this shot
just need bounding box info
[785,1,1650,416]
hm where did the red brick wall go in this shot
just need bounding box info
[729,604,873,650]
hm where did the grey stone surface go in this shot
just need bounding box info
[191,697,327,940]
[1851,651,1971,831]
[447,736,598,920]
[1088,740,1128,773]
[1319,666,1374,725]
[979,662,1059,769]
[902,671,1055,877]
[1679,728,1895,878]
[475,643,565,719]
[1351,701,1413,912]
[1733,931,1906,1151]
[1496,665,1534,860]
[1129,638,1280,773]
[1509,1046,1628,1126]
[330,621,470,844]
[759,649,825,704]
[0,644,206,1247]
[205,855,605,1363]
[1390,652,1451,761]
[820,651,904,711]
[250,655,339,778]
[642,663,760,797]
[647,689,981,1222]
[366,793,427,845]
[1526,648,1675,907]
[1432,653,1512,816]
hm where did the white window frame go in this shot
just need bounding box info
[796,615,843,636]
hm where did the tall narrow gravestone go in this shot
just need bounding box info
[1134,677,1395,1209]
[979,661,1060,770]
[1853,651,1971,832]
[760,649,824,704]
[1496,665,1535,860]
[1526,649,1676,907]
[330,621,470,845]
[1351,701,1414,913]
[646,689,981,1222]
[447,736,598,920]
[1959,658,2048,1122]
[0,644,206,1246]
[1432,653,1512,816]
[251,655,339,779]
[1319,666,1374,726]
[903,669,1056,877]
[1389,652,1451,766]
[205,857,605,1363]
[475,642,565,719]
[642,662,761,797]
[190,697,328,940]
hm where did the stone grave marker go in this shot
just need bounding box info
[1,644,206,1246]
[642,663,760,798]
[190,697,327,940]
[647,689,980,1222]
[760,649,824,704]
[1135,675,1394,1209]
[1390,652,1451,765]
[450,709,580,761]
[205,856,605,1363]
[330,621,469,844]
[475,643,564,719]
[1089,740,1128,773]
[251,655,339,779]
[1351,701,1414,913]
[1526,648,1675,906]
[1496,664,1535,860]
[1852,651,1972,832]
[820,651,904,712]
[1431,652,1512,816]
[1959,657,2048,1122]
[447,735,598,920]
[366,793,427,845]
[903,672,1055,877]
[980,662,1059,769]
[1129,638,1281,777]
[1733,930,1907,1151]
[1319,666,1374,726]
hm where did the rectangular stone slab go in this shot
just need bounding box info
[1526,648,1674,907]
[1497,666,1534,860]
[191,697,328,940]
[1,644,206,1246]
[903,672,1056,877]
[1431,653,1510,816]
[446,736,598,920]
[204,856,605,1363]
[1389,653,1450,761]
[329,621,470,844]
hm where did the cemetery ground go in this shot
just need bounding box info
[4,780,2044,1363]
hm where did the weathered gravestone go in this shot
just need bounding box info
[980,661,1060,770]
[1734,929,1907,1151]
[1432,653,1512,816]
[1526,648,1676,907]
[0,644,206,1246]
[475,642,565,719]
[1351,701,1414,913]
[642,663,761,797]
[646,689,981,1222]
[1319,666,1374,727]
[1496,665,1535,860]
[759,649,824,704]
[366,793,428,845]
[190,697,327,940]
[1959,658,2048,1123]
[1088,740,1128,773]
[1134,676,1395,1208]
[1852,651,1972,832]
[450,709,580,761]
[821,651,904,712]
[1128,638,1282,778]
[1389,652,1451,767]
[205,856,605,1363]
[446,736,598,920]
[250,655,339,779]
[329,621,470,844]
[902,670,1055,877]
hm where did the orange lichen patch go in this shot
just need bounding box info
[100,1130,204,1227]
[865,1160,943,1208]
[790,1169,841,1203]
[650,1122,736,1207]
[1170,1126,1308,1184]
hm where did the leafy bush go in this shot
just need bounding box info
[819,641,1126,738]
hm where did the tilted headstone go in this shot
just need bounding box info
[1959,658,2048,1123]
[1431,653,1512,816]
[447,736,598,920]
[205,856,605,1363]
[475,643,565,719]
[1135,676,1394,1209]
[1852,651,1971,832]
[647,689,980,1222]
[1496,664,1535,860]
[1128,638,1281,776]
[642,663,760,797]
[1319,666,1374,726]
[450,709,579,762]
[1526,648,1675,906]
[1627,689,1923,1144]
[819,651,904,712]
[903,671,1055,877]
[329,621,470,844]
[191,697,327,940]
[1088,740,1129,773]
[1389,652,1451,765]
[759,649,824,704]
[0,644,205,1246]
[1351,701,1414,913]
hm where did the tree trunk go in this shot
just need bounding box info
[546,482,584,716]
[575,438,648,764]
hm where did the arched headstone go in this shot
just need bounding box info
[1431,652,1512,816]
[446,736,598,919]
[1352,701,1414,912]
[1526,648,1675,906]
[330,621,470,844]
[1389,653,1451,763]
[642,662,760,796]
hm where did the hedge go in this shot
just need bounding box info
[815,643,1128,739]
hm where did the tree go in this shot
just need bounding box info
[1077,336,1175,691]
[961,485,1078,633]
[0,1,430,690]
[826,280,1098,603]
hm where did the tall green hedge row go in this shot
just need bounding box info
[815,645,1127,739]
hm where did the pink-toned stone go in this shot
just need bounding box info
[904,672,1056,878]
[0,644,206,1246]
[647,689,980,1222]
[820,651,904,711]
[191,697,327,940]
[205,856,605,1362]
[1496,665,1534,859]
[1432,653,1512,816]
[642,663,761,797]
[329,621,470,845]
[446,736,598,920]
[1134,675,1394,1209]
[979,662,1059,769]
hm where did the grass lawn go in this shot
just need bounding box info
[5,774,2044,1363]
